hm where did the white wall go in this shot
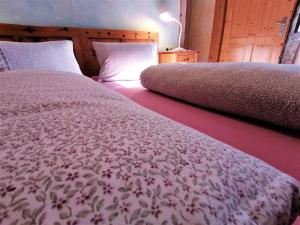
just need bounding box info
[185,0,216,61]
[0,0,180,50]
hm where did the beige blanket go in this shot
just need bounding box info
[141,62,300,130]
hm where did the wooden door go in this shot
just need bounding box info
[220,0,297,63]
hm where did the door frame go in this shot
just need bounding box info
[208,0,297,63]
[209,0,227,62]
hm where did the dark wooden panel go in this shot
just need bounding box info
[209,0,227,62]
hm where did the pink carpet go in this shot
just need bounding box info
[103,81,300,225]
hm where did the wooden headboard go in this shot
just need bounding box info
[0,23,159,77]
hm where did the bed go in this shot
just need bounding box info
[0,23,299,225]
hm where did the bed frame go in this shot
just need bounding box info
[0,23,159,77]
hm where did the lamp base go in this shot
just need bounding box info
[170,47,187,52]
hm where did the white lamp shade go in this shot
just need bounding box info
[159,11,174,22]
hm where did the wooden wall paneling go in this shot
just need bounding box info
[251,38,273,63]
[247,0,261,36]
[243,40,254,62]
[219,0,234,62]
[220,0,297,63]
[224,37,252,62]
[209,0,227,62]
[0,23,159,76]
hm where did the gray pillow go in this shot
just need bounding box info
[0,40,82,74]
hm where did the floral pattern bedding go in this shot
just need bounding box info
[0,70,299,225]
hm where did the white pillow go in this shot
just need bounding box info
[93,42,158,81]
[0,40,82,74]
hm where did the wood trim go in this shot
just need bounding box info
[208,0,227,62]
[0,23,159,77]
[180,0,187,48]
[184,0,192,49]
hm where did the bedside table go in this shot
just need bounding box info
[159,50,198,63]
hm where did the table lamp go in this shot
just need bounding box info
[160,11,186,51]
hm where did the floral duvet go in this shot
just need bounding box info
[0,70,299,225]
